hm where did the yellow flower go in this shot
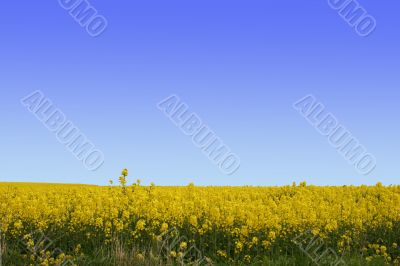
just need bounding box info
[235,241,243,253]
[136,219,146,231]
[189,215,198,227]
[121,168,129,177]
[160,222,169,232]
[180,241,187,250]
[217,250,227,258]
[0,174,399,264]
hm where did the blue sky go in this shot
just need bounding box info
[0,0,399,186]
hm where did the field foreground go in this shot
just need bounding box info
[1,178,400,265]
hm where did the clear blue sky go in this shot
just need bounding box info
[0,0,398,186]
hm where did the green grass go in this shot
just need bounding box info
[0,241,388,266]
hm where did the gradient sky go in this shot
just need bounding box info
[0,0,399,186]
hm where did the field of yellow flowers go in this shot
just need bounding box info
[0,170,399,265]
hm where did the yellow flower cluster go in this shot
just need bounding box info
[1,177,400,264]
